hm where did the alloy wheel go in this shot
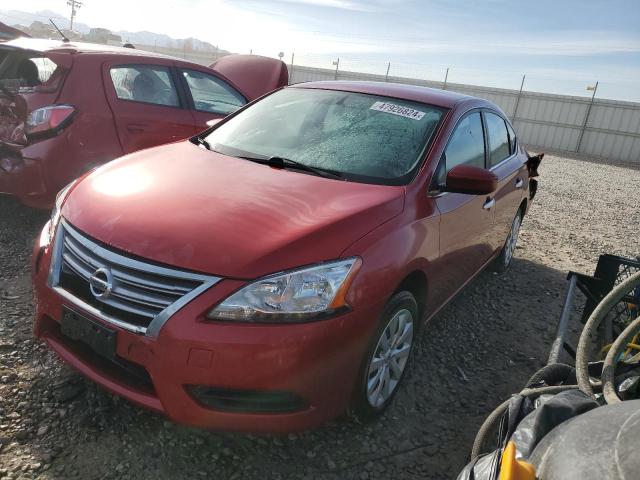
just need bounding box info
[503,213,522,267]
[366,308,414,408]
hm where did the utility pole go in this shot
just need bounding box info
[289,53,295,84]
[443,67,449,90]
[576,81,599,153]
[512,74,526,122]
[66,0,83,31]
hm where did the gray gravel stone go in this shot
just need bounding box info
[0,156,637,479]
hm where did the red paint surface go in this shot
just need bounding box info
[32,82,535,431]
[209,54,289,101]
[0,38,287,207]
[446,164,498,194]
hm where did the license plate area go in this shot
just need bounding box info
[60,306,117,360]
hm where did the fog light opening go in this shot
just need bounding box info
[187,386,307,414]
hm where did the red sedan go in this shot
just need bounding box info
[32,81,540,432]
[0,37,287,208]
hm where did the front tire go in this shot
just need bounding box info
[351,291,418,420]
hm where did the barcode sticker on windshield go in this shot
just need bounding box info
[370,101,425,120]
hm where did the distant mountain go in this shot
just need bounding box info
[0,8,222,52]
[0,9,91,33]
[117,30,219,52]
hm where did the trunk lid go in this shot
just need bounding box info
[208,55,288,101]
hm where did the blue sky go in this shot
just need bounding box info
[5,0,640,100]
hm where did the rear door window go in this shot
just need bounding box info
[484,112,511,167]
[180,69,245,115]
[109,65,179,107]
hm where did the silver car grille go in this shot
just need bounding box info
[49,220,220,337]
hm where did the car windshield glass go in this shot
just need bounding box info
[203,88,444,185]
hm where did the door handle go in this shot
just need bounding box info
[483,197,495,210]
[515,178,524,188]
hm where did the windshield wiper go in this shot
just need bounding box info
[193,135,211,150]
[238,155,344,180]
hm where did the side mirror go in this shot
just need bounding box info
[444,164,498,195]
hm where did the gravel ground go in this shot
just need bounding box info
[0,155,638,479]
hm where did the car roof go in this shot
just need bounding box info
[291,80,486,109]
[0,37,176,60]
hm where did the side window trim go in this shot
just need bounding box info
[109,63,185,109]
[177,67,247,115]
[480,110,489,169]
[483,108,517,171]
[429,108,486,194]
[169,66,192,110]
[506,119,518,155]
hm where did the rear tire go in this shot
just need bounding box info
[351,291,418,421]
[493,209,522,273]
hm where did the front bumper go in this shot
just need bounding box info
[32,230,382,432]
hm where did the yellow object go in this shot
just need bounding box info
[601,339,640,357]
[499,441,537,480]
[624,334,640,357]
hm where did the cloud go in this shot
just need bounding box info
[281,28,640,57]
[272,0,374,10]
[266,0,397,11]
[402,33,640,57]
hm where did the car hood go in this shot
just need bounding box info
[61,141,405,279]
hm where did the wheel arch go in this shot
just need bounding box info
[393,270,428,320]
[518,198,528,218]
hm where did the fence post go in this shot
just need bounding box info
[443,67,449,90]
[385,62,391,82]
[512,74,526,122]
[289,53,295,84]
[576,81,598,153]
[333,58,340,80]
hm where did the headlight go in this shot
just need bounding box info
[207,258,362,322]
[40,180,77,247]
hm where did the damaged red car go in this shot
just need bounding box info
[0,37,287,208]
[32,81,541,432]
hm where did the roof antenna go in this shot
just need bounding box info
[49,19,70,43]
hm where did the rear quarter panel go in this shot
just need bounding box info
[44,53,124,190]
